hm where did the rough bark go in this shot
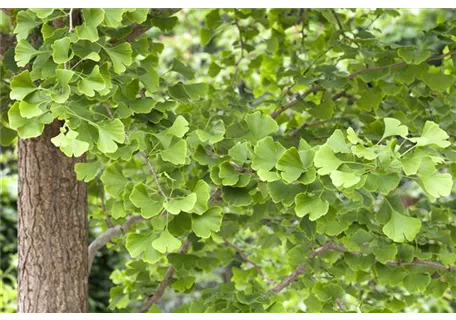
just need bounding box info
[17,120,88,313]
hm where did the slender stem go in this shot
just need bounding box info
[268,240,456,295]
[139,240,191,312]
[88,215,147,272]
[271,49,456,118]
[68,8,74,32]
[141,152,168,201]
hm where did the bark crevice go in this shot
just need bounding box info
[18,120,88,313]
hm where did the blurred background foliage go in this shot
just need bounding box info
[1,8,456,313]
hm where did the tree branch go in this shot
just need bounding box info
[141,152,168,200]
[88,215,146,272]
[290,115,351,137]
[270,49,456,118]
[139,239,191,312]
[224,240,272,283]
[111,24,151,44]
[269,241,455,294]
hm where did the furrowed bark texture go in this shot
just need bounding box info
[17,120,88,313]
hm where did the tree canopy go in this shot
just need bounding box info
[1,8,456,313]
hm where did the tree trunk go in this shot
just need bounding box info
[17,120,88,313]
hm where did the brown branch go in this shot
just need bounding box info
[271,85,322,118]
[268,265,306,294]
[269,241,455,294]
[141,152,168,200]
[88,215,147,272]
[111,24,151,44]
[290,115,351,137]
[270,49,456,118]
[140,239,191,312]
[224,240,271,282]
[336,298,346,312]
[104,103,114,119]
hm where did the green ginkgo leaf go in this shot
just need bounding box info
[171,58,195,79]
[139,69,159,93]
[252,136,285,171]
[422,73,455,92]
[51,127,89,157]
[75,9,105,42]
[129,183,164,218]
[30,8,54,19]
[14,10,41,41]
[10,70,37,100]
[403,274,431,294]
[166,115,189,138]
[401,154,422,176]
[382,117,408,140]
[18,100,44,118]
[103,9,125,28]
[51,69,74,103]
[104,42,133,74]
[196,120,225,144]
[409,121,450,148]
[347,127,364,145]
[351,145,377,160]
[15,39,39,67]
[397,47,430,65]
[330,170,361,188]
[152,229,182,253]
[77,65,106,97]
[160,139,187,165]
[52,37,73,64]
[191,180,210,215]
[228,142,252,164]
[314,145,343,175]
[419,173,453,199]
[8,102,48,138]
[295,193,329,221]
[245,111,278,141]
[126,232,153,258]
[326,129,350,153]
[74,162,101,182]
[100,163,128,196]
[218,161,240,186]
[97,119,125,153]
[382,210,422,243]
[164,193,197,215]
[276,147,305,183]
[191,207,223,239]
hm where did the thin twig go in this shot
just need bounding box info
[302,42,340,77]
[68,8,74,32]
[290,115,351,137]
[269,241,455,294]
[141,152,167,200]
[104,103,114,119]
[336,299,346,312]
[268,265,306,294]
[224,240,272,283]
[270,49,456,118]
[88,215,147,272]
[111,24,151,44]
[140,240,191,312]
[271,85,322,118]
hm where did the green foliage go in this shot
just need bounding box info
[2,8,456,314]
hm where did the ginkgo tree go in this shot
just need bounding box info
[1,8,456,313]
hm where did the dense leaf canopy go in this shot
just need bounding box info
[1,8,456,313]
